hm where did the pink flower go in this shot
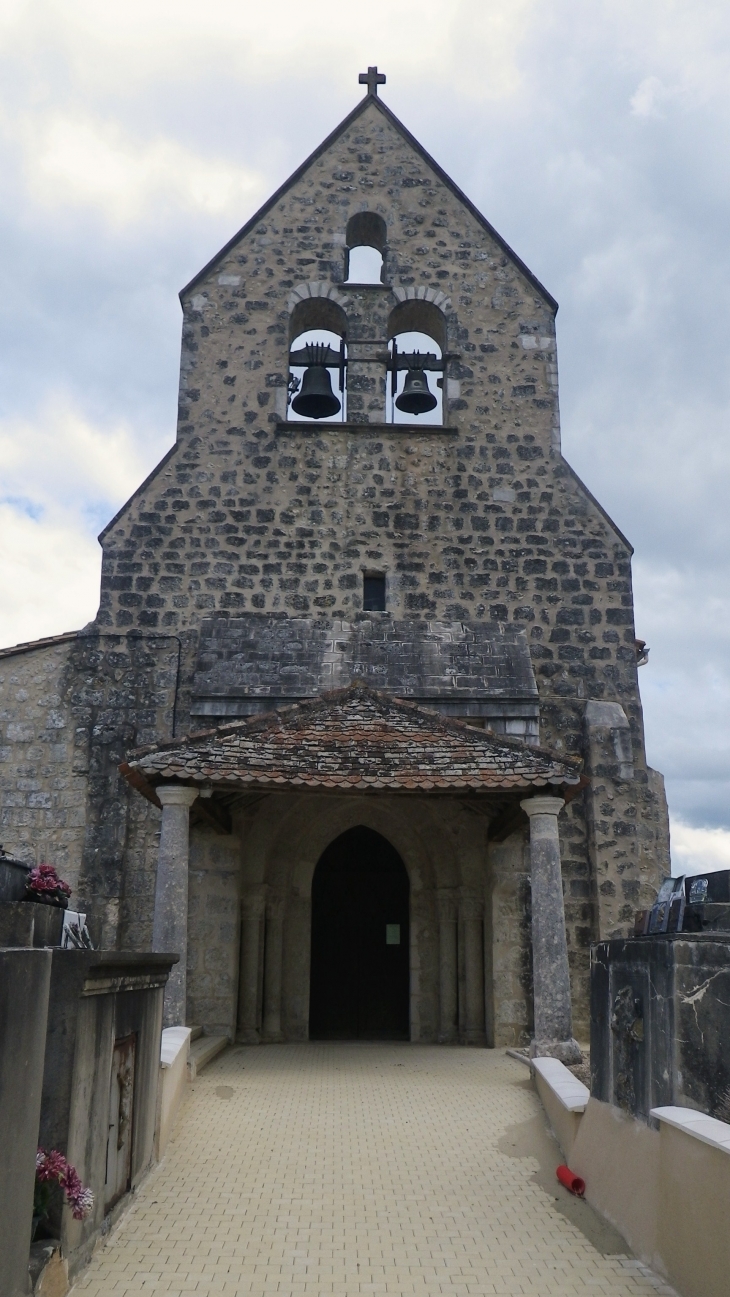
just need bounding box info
[36,1149,67,1182]
[69,1187,94,1221]
[35,1148,94,1220]
[28,864,72,898]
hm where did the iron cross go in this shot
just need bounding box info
[359,66,386,96]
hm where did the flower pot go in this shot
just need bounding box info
[25,889,69,909]
[0,855,31,902]
[31,1214,46,1242]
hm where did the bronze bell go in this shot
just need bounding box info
[291,364,341,419]
[395,367,437,415]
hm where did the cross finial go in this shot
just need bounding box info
[359,66,386,97]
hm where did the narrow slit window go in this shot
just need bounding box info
[363,574,386,612]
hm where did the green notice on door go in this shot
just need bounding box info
[385,924,401,945]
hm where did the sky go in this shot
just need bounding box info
[1,0,729,873]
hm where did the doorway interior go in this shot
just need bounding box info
[309,826,410,1040]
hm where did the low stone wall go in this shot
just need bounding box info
[156,1027,191,1158]
[534,1056,730,1297]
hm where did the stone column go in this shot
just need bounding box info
[460,891,486,1046]
[152,784,198,1028]
[521,796,581,1063]
[262,891,285,1041]
[436,889,458,1043]
[237,888,265,1044]
[343,336,386,423]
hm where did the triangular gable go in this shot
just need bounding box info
[180,93,557,312]
[123,682,582,795]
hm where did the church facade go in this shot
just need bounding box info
[0,74,669,1051]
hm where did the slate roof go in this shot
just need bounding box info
[123,682,582,796]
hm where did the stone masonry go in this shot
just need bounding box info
[0,88,670,1041]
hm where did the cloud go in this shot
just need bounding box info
[0,397,154,516]
[9,112,266,225]
[0,503,100,645]
[630,75,672,119]
[0,398,167,646]
[1,0,730,839]
[671,818,730,876]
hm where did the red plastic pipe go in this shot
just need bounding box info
[556,1165,585,1196]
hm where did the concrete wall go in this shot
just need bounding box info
[536,1064,730,1297]
[656,1123,730,1297]
[156,1027,191,1158]
[570,1099,660,1266]
[38,951,172,1282]
[0,948,52,1297]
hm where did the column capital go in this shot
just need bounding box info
[436,888,458,921]
[459,888,485,921]
[241,887,265,920]
[157,784,199,808]
[265,889,285,919]
[520,795,565,818]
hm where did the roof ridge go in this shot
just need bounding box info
[0,630,80,660]
[127,679,581,773]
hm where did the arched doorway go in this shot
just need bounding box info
[309,826,410,1040]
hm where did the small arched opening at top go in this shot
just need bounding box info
[288,297,348,423]
[386,299,446,425]
[344,211,387,285]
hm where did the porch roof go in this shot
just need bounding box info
[121,682,584,798]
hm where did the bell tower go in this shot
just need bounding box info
[0,67,669,1042]
[94,66,662,804]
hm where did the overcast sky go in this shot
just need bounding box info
[1,0,729,871]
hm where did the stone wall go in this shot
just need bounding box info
[0,94,669,1032]
[97,97,642,755]
[487,835,533,1048]
[187,824,241,1036]
[0,633,177,946]
[0,637,86,888]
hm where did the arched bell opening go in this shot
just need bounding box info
[288,298,348,423]
[344,211,387,285]
[309,825,410,1040]
[386,300,446,425]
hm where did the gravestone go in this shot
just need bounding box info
[591,934,730,1121]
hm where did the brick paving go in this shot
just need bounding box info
[73,1044,674,1296]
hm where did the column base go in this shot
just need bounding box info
[236,1029,261,1045]
[530,1037,582,1065]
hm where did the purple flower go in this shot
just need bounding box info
[35,1148,94,1220]
[27,864,72,898]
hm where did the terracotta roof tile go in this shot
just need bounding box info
[125,682,582,796]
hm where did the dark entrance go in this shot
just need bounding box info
[309,826,410,1040]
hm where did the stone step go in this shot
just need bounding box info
[188,1024,204,1042]
[188,1034,228,1079]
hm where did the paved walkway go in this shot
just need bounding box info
[73,1044,674,1296]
